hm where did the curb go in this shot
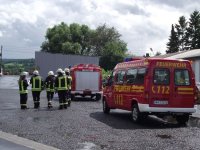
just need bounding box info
[0,131,60,150]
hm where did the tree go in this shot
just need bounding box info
[166,24,179,53]
[41,22,93,55]
[91,24,121,56]
[175,16,188,51]
[186,10,200,49]
[41,22,128,70]
[100,41,127,70]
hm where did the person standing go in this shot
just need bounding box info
[18,72,29,109]
[45,71,55,108]
[30,70,43,108]
[55,68,68,109]
[64,68,72,106]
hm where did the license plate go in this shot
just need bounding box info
[154,100,168,105]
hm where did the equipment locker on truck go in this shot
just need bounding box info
[71,64,102,101]
[103,58,197,124]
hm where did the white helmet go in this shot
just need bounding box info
[20,71,28,76]
[64,68,70,73]
[33,70,39,75]
[62,71,65,75]
[48,71,54,76]
[56,68,63,73]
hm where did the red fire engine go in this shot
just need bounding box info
[70,64,102,101]
[103,58,197,124]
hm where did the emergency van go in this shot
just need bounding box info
[70,64,102,101]
[103,58,197,124]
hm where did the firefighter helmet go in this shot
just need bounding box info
[64,68,70,73]
[56,68,63,73]
[48,71,54,76]
[33,70,39,75]
[20,71,28,76]
[62,70,65,75]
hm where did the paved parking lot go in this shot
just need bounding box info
[1,76,200,150]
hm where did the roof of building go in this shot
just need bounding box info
[153,49,200,59]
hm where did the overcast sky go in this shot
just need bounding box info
[0,0,200,59]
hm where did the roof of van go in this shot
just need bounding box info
[114,58,190,70]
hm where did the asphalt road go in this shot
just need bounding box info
[0,88,200,150]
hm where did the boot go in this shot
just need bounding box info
[59,104,63,110]
[48,102,53,108]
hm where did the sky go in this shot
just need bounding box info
[0,0,200,59]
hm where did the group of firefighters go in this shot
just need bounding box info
[18,67,72,110]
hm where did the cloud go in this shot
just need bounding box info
[0,0,200,58]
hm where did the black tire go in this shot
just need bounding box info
[95,94,101,101]
[71,94,75,101]
[103,99,110,114]
[176,114,189,125]
[131,104,142,123]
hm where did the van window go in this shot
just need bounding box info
[175,69,190,86]
[116,70,126,84]
[154,68,170,85]
[126,69,137,84]
[126,68,146,84]
[135,68,146,84]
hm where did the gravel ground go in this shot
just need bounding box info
[0,89,200,150]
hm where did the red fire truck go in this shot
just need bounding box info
[103,58,197,124]
[70,64,102,101]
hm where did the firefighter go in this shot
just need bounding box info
[65,68,72,106]
[30,70,44,108]
[18,72,29,109]
[45,71,55,108]
[55,68,68,109]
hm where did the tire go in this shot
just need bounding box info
[95,94,101,101]
[71,94,75,101]
[131,104,142,123]
[176,114,189,125]
[103,99,110,114]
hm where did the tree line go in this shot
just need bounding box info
[41,23,127,70]
[167,10,200,53]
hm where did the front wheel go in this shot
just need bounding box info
[176,114,190,125]
[103,99,110,114]
[131,104,142,123]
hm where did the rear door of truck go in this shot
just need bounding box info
[75,71,100,93]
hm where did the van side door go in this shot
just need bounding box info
[113,70,126,108]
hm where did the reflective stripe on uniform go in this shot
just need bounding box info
[19,81,28,94]
[46,83,55,92]
[21,104,27,106]
[67,76,72,90]
[32,76,42,91]
[58,76,67,90]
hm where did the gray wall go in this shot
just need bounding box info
[35,52,99,78]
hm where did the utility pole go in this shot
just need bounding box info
[0,45,2,75]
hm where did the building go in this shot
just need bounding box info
[154,49,200,82]
[35,52,99,77]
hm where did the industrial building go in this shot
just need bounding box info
[35,52,99,78]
